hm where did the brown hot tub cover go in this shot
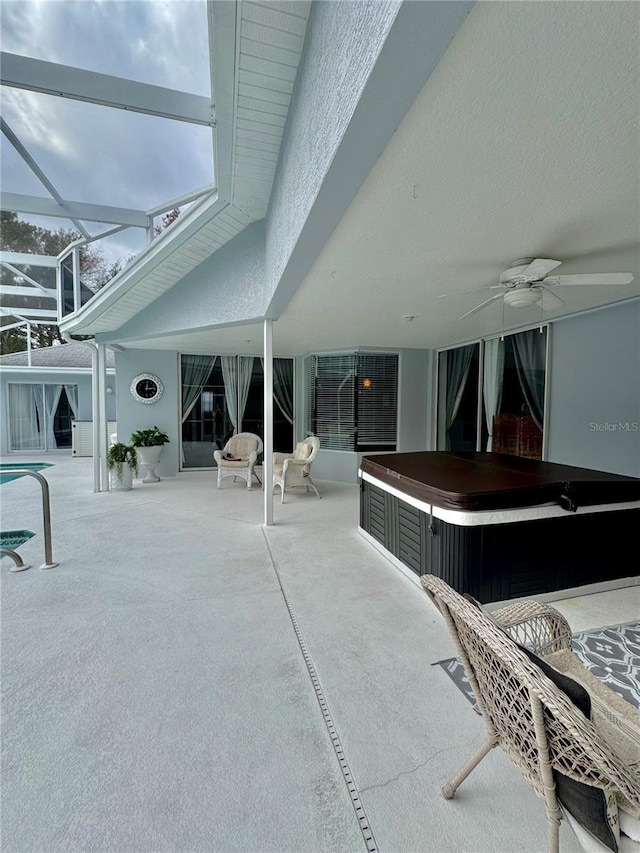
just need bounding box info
[359,452,640,512]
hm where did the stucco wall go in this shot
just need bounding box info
[106,222,266,345]
[265,0,401,294]
[265,0,472,317]
[0,369,115,456]
[113,350,180,477]
[546,302,640,477]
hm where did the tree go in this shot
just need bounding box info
[154,207,181,235]
[0,211,124,353]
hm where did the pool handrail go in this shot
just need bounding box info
[0,469,58,569]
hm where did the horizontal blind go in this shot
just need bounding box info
[357,353,398,449]
[314,353,357,450]
[304,355,315,438]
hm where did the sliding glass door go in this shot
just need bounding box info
[437,328,547,459]
[8,383,77,451]
[180,355,294,469]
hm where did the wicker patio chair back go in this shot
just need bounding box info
[422,575,640,853]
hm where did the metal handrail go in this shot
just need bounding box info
[0,547,30,572]
[1,469,58,569]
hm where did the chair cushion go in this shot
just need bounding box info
[219,459,249,469]
[293,441,313,460]
[520,645,619,852]
[227,437,257,459]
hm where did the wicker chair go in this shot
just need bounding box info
[273,436,321,504]
[213,432,262,490]
[422,575,640,853]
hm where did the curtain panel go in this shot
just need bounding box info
[444,344,475,450]
[181,355,217,423]
[483,338,505,450]
[513,329,547,430]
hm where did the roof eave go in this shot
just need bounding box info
[59,190,225,336]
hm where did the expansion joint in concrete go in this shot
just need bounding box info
[261,529,379,853]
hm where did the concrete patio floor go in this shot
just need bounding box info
[1,456,638,852]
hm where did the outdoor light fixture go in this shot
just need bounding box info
[503,288,541,309]
[362,378,372,389]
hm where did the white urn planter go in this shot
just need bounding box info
[137,445,163,483]
[110,462,134,491]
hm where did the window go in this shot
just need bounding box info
[7,383,77,451]
[305,352,398,451]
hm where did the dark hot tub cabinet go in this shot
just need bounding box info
[359,452,640,603]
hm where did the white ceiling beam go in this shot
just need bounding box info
[0,320,27,332]
[59,225,130,255]
[0,251,58,268]
[0,284,56,299]
[1,116,91,238]
[1,262,52,294]
[1,52,215,126]
[0,306,58,320]
[209,1,236,202]
[1,192,149,228]
[146,183,217,217]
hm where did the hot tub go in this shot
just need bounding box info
[359,452,640,602]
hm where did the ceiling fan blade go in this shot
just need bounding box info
[523,258,562,279]
[550,273,634,286]
[460,293,503,319]
[538,285,565,311]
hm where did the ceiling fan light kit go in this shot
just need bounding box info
[503,288,541,308]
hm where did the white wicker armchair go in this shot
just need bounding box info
[422,575,640,853]
[273,436,320,503]
[213,432,262,490]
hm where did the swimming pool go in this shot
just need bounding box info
[0,463,54,485]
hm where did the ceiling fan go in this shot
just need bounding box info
[458,258,634,319]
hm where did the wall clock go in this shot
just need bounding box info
[130,373,164,405]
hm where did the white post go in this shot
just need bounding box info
[90,344,100,492]
[72,247,81,313]
[263,319,274,527]
[26,321,32,367]
[97,343,109,491]
[146,215,154,245]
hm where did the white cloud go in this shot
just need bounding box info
[1,0,214,266]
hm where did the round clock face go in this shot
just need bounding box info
[130,373,163,405]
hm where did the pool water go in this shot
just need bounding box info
[0,530,36,549]
[0,463,53,485]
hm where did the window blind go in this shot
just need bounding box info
[357,352,398,450]
[304,352,399,452]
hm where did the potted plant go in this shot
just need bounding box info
[107,442,139,491]
[130,426,170,483]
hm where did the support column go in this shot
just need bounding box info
[90,344,100,492]
[97,343,109,491]
[26,321,32,367]
[263,319,274,527]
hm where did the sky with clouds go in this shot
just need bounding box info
[1,0,215,265]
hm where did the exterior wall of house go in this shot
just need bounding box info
[113,349,180,478]
[0,368,115,456]
[547,301,640,477]
[106,222,265,345]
